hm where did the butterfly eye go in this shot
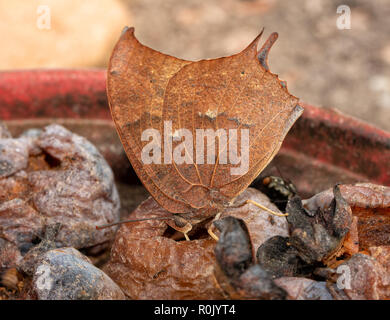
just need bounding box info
[262,176,271,186]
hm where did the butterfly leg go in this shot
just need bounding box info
[166,215,193,241]
[207,212,222,241]
[246,199,288,217]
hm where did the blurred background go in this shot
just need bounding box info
[0,0,389,130]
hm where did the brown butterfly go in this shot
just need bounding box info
[104,27,303,240]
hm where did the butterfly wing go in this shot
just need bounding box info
[107,27,303,213]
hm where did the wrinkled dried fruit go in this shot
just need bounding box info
[327,253,390,300]
[104,196,224,300]
[0,139,28,178]
[104,188,288,299]
[0,124,120,270]
[274,277,333,300]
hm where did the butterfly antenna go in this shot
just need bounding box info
[247,199,289,217]
[96,216,174,230]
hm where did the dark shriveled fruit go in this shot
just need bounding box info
[303,183,390,251]
[214,216,287,299]
[286,185,352,265]
[256,236,311,278]
[214,217,253,280]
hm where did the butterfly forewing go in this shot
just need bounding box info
[108,27,193,213]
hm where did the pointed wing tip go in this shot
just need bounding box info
[248,28,265,49]
[257,27,265,39]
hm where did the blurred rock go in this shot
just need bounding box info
[381,44,390,65]
[0,124,120,270]
[0,0,132,69]
[25,247,125,300]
